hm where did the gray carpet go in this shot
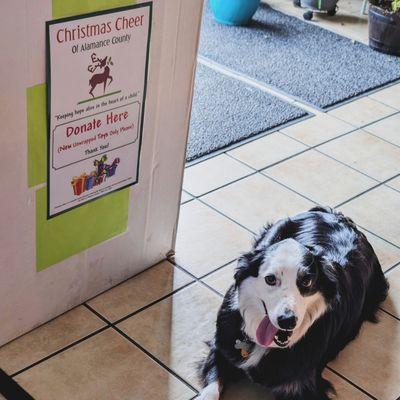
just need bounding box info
[187,63,308,161]
[199,3,400,109]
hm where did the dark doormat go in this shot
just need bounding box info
[199,3,400,109]
[187,63,309,161]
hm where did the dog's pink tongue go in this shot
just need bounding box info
[256,315,278,347]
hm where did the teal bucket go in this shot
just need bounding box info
[210,0,261,26]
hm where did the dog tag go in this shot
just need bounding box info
[235,339,251,359]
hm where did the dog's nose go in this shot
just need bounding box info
[277,312,297,330]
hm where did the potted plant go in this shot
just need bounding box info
[369,0,400,55]
[210,0,261,26]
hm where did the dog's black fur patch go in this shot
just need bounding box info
[199,207,388,399]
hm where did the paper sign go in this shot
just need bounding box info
[46,3,152,217]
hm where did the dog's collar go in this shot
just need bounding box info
[235,339,252,358]
[235,332,254,359]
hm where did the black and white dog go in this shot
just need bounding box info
[199,207,388,400]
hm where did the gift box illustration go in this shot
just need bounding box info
[71,155,120,196]
[71,174,87,196]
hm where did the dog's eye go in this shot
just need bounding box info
[301,275,313,288]
[265,275,277,286]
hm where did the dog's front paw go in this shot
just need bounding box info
[198,382,220,400]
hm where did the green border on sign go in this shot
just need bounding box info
[32,0,152,271]
[53,0,137,19]
[36,186,130,271]
[27,84,47,187]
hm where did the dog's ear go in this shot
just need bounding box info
[304,244,316,254]
[234,250,262,287]
[319,259,342,304]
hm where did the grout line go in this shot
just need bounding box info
[181,197,194,205]
[186,115,399,206]
[114,327,199,394]
[253,127,360,171]
[168,258,225,299]
[335,173,400,208]
[312,150,381,183]
[276,124,400,197]
[0,304,85,350]
[384,261,400,276]
[9,282,198,379]
[220,151,400,254]
[224,152,318,206]
[362,124,400,151]
[326,367,377,400]
[274,122,400,202]
[185,103,399,175]
[315,146,400,194]
[198,258,236,281]
[181,196,194,205]
[278,124,400,197]
[83,304,200,395]
[186,156,400,276]
[83,304,111,325]
[185,114,312,168]
[366,97,400,113]
[111,281,196,326]
[183,171,258,199]
[229,146,313,172]
[258,166,400,254]
[261,173,318,205]
[272,175,400,252]
[215,153,400,253]
[185,157,396,280]
[326,106,399,128]
[10,326,110,378]
[379,308,400,323]
[185,96,399,172]
[193,195,257,235]
[7,265,227,382]
[181,189,195,204]
[356,225,400,251]
[338,108,399,129]
[83,258,180,305]
[278,124,399,187]
[323,84,400,113]
[278,125,360,150]
[224,129,358,170]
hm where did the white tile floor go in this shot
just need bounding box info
[1,1,400,399]
[3,83,398,400]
